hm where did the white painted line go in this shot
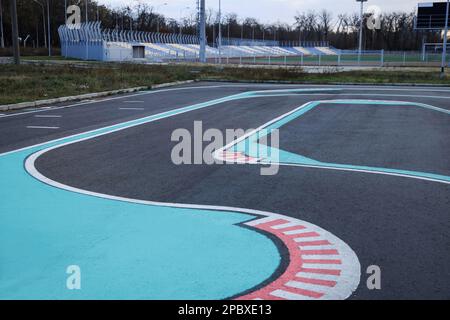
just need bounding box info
[296,272,339,281]
[299,254,341,260]
[245,216,278,226]
[294,236,323,242]
[20,93,362,301]
[34,115,62,118]
[0,84,261,119]
[3,84,450,120]
[216,98,450,185]
[298,244,336,250]
[283,229,308,235]
[26,126,60,130]
[119,107,145,110]
[270,289,316,301]
[261,161,450,185]
[302,262,341,268]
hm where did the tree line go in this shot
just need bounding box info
[0,0,441,51]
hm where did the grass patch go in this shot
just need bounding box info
[1,62,449,105]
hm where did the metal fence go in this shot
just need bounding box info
[208,50,450,68]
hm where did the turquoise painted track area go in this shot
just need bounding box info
[232,99,450,184]
[0,94,280,300]
[2,85,449,300]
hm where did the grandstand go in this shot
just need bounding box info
[58,22,340,63]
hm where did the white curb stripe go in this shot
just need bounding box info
[270,289,316,301]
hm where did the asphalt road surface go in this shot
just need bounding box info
[1,82,449,300]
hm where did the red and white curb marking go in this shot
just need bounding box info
[216,150,261,164]
[237,216,361,300]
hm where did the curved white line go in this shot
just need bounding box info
[8,87,450,299]
[21,91,363,300]
[3,83,450,119]
[215,99,450,185]
[24,149,361,300]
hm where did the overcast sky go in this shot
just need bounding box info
[97,0,419,24]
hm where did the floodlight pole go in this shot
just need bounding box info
[85,0,89,60]
[356,0,367,60]
[47,0,51,56]
[11,0,20,64]
[199,0,206,63]
[0,0,5,48]
[441,0,450,76]
[218,0,222,64]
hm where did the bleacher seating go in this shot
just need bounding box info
[107,41,341,61]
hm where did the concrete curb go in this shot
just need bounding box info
[0,80,195,112]
[199,78,450,88]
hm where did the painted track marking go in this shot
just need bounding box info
[215,99,450,185]
[13,87,447,299]
[26,126,60,130]
[20,89,362,300]
[34,115,62,118]
[239,217,360,300]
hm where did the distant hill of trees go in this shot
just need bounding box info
[0,0,441,51]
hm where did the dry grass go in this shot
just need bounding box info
[1,62,449,105]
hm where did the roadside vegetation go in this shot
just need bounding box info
[1,62,449,105]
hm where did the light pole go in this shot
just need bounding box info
[356,0,368,58]
[252,24,255,43]
[11,0,20,64]
[199,0,206,63]
[0,0,5,48]
[441,0,450,76]
[227,17,231,44]
[218,0,222,64]
[156,2,168,33]
[32,0,47,49]
[85,0,88,60]
[47,0,51,56]
[179,6,190,36]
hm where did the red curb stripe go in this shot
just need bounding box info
[300,249,339,255]
[291,231,320,238]
[297,240,331,246]
[281,286,324,299]
[256,219,291,229]
[236,217,355,300]
[302,259,342,265]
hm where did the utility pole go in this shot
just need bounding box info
[356,0,368,59]
[0,0,5,48]
[199,0,206,63]
[11,0,20,64]
[441,0,450,76]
